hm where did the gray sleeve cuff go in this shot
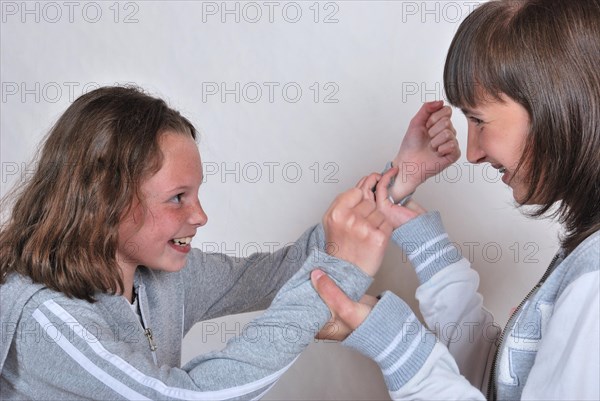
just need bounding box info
[307,248,373,302]
[342,291,436,391]
[391,211,463,284]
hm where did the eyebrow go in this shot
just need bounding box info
[461,108,484,117]
[166,185,194,194]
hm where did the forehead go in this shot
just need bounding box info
[144,132,203,191]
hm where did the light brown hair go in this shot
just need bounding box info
[0,86,197,301]
[444,0,600,254]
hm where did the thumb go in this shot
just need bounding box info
[311,270,367,330]
[409,100,444,128]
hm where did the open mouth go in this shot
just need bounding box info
[171,237,192,247]
[492,164,507,175]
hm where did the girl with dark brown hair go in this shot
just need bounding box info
[312,0,600,399]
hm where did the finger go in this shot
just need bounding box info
[427,115,455,139]
[375,166,398,207]
[331,187,364,211]
[410,100,445,128]
[426,105,453,129]
[355,176,367,189]
[359,294,379,308]
[358,173,381,200]
[437,140,460,157]
[375,167,399,199]
[311,270,365,330]
[316,320,345,341]
[311,269,351,315]
[323,188,364,227]
[430,128,456,149]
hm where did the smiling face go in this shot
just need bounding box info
[462,94,532,203]
[116,131,208,276]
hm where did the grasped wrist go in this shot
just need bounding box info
[389,180,418,203]
[392,160,425,187]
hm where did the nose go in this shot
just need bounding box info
[466,125,486,164]
[189,198,208,227]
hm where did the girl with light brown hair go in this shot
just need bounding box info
[0,85,459,399]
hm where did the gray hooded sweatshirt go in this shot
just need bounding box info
[0,224,372,400]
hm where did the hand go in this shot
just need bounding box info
[390,101,461,201]
[312,269,374,341]
[322,174,394,277]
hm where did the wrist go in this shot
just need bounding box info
[391,159,422,195]
[383,160,419,203]
[389,181,417,203]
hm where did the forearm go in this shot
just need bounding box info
[342,292,486,400]
[181,247,373,394]
[392,211,500,387]
[183,223,327,326]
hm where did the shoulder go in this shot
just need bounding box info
[555,230,600,297]
[18,288,111,336]
[2,274,106,341]
[566,230,600,268]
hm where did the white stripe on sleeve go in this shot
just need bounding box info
[43,299,295,400]
[410,234,448,259]
[31,308,150,401]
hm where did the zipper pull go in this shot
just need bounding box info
[144,328,158,352]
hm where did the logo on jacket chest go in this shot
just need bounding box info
[498,301,553,386]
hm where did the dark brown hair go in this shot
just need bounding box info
[0,86,197,301]
[444,0,600,254]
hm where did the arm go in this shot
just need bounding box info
[391,211,499,389]
[312,271,486,400]
[11,252,371,401]
[181,223,328,330]
[387,100,460,202]
[343,291,487,400]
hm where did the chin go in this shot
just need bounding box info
[163,263,187,272]
[147,260,187,273]
[513,193,530,205]
[512,189,543,206]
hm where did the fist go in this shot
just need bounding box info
[322,176,393,277]
[391,101,461,200]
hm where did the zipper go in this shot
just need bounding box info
[144,328,158,352]
[486,253,560,400]
[136,283,159,366]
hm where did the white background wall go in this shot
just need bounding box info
[1,1,561,399]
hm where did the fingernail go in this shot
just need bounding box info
[311,269,324,281]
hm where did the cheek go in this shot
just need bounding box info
[504,125,529,164]
[484,135,521,167]
[117,206,144,242]
[149,208,187,237]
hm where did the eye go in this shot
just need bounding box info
[170,193,183,204]
[468,116,485,126]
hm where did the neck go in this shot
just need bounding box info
[119,263,137,304]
